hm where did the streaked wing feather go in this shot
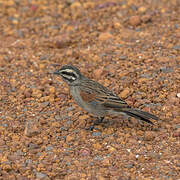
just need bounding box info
[80,79,129,108]
[80,90,97,102]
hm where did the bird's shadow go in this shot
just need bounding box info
[87,116,161,132]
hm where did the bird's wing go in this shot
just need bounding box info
[99,95,130,109]
[79,79,130,109]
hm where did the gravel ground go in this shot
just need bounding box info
[0,0,180,179]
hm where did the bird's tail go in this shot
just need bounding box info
[121,108,159,124]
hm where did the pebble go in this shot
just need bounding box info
[41,101,50,108]
[93,142,102,150]
[173,130,180,137]
[138,6,147,13]
[144,131,156,141]
[60,126,68,131]
[129,16,141,26]
[45,146,53,151]
[40,55,49,61]
[160,67,173,73]
[66,134,74,142]
[98,32,113,41]
[141,14,152,23]
[24,120,40,137]
[124,163,134,169]
[32,89,42,98]
[79,148,90,156]
[54,115,62,121]
[65,120,73,125]
[92,132,102,137]
[95,2,117,9]
[55,35,71,49]
[94,156,104,161]
[119,55,127,60]
[28,143,39,150]
[94,69,103,78]
[120,88,132,99]
[102,158,110,166]
[107,146,116,153]
[70,2,82,9]
[36,172,48,179]
[172,45,180,50]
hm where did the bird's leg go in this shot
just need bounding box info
[86,117,104,131]
[94,117,104,125]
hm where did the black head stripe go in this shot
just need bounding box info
[62,75,75,82]
[61,71,77,79]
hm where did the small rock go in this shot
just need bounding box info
[40,55,49,61]
[49,86,55,94]
[129,16,141,26]
[120,88,132,99]
[144,131,156,141]
[119,55,127,60]
[65,120,73,125]
[94,156,103,161]
[70,2,82,9]
[28,143,39,150]
[95,2,117,9]
[173,129,180,137]
[149,152,160,159]
[45,146,53,151]
[36,172,48,179]
[92,132,101,137]
[130,4,138,11]
[31,4,38,11]
[24,120,40,137]
[24,89,32,98]
[0,139,5,146]
[32,89,42,98]
[138,6,147,13]
[94,69,103,78]
[10,78,17,86]
[138,78,149,83]
[107,146,116,153]
[41,101,50,108]
[160,67,173,73]
[8,154,21,161]
[98,32,113,41]
[60,126,68,131]
[141,14,152,23]
[97,175,106,180]
[79,148,90,156]
[172,45,180,50]
[124,163,134,169]
[55,35,71,49]
[83,2,95,9]
[54,115,62,121]
[102,158,110,166]
[66,134,74,142]
[93,142,102,150]
[177,93,180,98]
[79,115,89,121]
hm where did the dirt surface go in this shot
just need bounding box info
[0,0,180,179]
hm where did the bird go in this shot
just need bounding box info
[54,65,159,129]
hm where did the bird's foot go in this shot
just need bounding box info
[86,117,104,131]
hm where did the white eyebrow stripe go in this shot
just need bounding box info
[60,69,74,73]
[60,69,79,78]
[62,74,76,80]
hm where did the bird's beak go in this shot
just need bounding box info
[53,70,60,75]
